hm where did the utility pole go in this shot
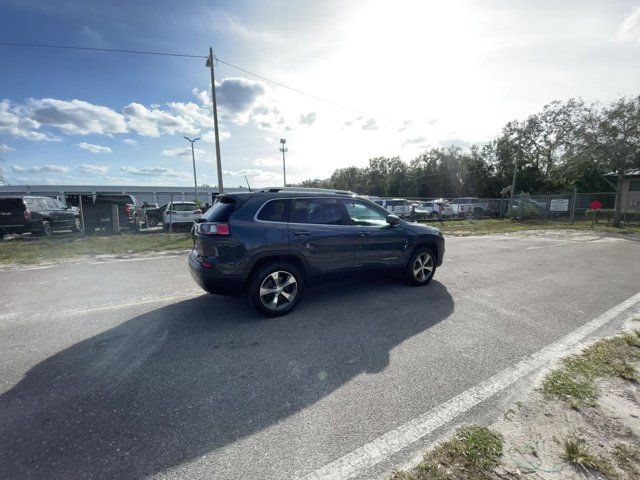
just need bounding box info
[510,156,518,208]
[279,138,287,187]
[206,47,224,194]
[184,136,200,201]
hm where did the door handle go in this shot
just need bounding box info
[293,230,311,236]
[358,232,370,237]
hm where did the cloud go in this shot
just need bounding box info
[398,120,412,132]
[212,77,265,117]
[122,138,138,145]
[123,103,198,137]
[438,138,476,149]
[78,164,108,174]
[76,142,112,153]
[254,157,281,167]
[162,146,207,159]
[361,118,378,131]
[0,143,15,153]
[201,130,231,143]
[30,98,127,135]
[12,164,70,174]
[619,6,640,43]
[0,100,61,141]
[299,112,317,125]
[121,166,186,178]
[402,136,427,147]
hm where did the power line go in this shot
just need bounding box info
[0,41,205,59]
[213,57,362,114]
[0,40,368,115]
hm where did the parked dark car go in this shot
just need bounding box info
[66,194,146,232]
[189,188,445,316]
[0,196,80,236]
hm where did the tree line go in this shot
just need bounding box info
[297,96,640,225]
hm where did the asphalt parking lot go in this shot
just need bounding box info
[1,233,639,479]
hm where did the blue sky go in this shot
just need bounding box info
[1,0,640,187]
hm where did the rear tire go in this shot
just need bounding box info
[405,247,436,286]
[249,262,304,317]
[40,220,52,237]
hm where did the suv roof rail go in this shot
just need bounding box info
[258,187,356,195]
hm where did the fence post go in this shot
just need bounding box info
[169,193,174,233]
[570,188,577,224]
[623,190,629,226]
[544,191,549,224]
[79,194,85,236]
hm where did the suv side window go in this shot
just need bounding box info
[342,199,388,227]
[291,198,346,225]
[44,199,59,210]
[257,199,289,223]
[25,198,46,210]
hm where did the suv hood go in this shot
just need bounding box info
[403,221,442,236]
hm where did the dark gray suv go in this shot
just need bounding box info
[189,188,445,316]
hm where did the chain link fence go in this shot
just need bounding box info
[407,191,640,226]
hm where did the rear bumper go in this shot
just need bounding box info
[188,250,245,296]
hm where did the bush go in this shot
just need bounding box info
[585,209,640,222]
[506,204,541,221]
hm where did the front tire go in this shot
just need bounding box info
[406,247,436,286]
[249,262,304,316]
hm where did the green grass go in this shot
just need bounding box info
[390,425,503,480]
[0,232,193,264]
[561,438,615,476]
[417,218,640,236]
[540,332,640,408]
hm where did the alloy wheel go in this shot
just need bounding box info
[259,271,298,311]
[413,252,434,282]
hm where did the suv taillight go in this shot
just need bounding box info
[197,222,230,235]
[124,204,132,216]
[24,209,31,220]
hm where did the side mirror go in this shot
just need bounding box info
[386,214,400,226]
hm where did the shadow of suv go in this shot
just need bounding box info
[189,188,445,316]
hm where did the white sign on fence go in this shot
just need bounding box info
[550,198,569,212]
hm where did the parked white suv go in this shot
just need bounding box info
[415,199,455,218]
[161,201,202,230]
[367,197,412,218]
[450,197,484,217]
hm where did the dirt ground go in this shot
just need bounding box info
[492,325,640,479]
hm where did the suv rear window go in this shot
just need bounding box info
[257,199,289,222]
[171,203,198,212]
[203,197,236,222]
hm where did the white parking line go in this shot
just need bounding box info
[299,291,640,480]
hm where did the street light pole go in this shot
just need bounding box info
[279,138,287,187]
[206,47,224,194]
[184,136,200,201]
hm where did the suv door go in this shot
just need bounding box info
[341,198,408,269]
[288,197,354,274]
